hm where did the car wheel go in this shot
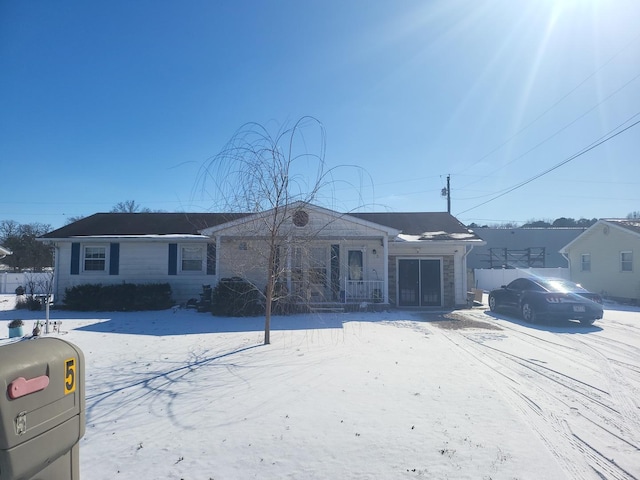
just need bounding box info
[579,318,596,326]
[488,295,498,312]
[521,302,537,323]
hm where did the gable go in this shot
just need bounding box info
[201,203,400,238]
[560,219,640,253]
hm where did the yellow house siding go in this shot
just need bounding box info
[567,222,640,301]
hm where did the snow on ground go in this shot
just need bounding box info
[1,294,639,479]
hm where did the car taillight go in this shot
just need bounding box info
[579,293,603,304]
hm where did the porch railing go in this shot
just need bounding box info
[344,279,384,303]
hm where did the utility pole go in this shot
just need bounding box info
[441,174,451,213]
[447,175,451,213]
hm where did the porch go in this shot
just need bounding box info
[290,279,386,310]
[342,279,385,304]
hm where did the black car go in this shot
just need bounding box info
[488,277,603,325]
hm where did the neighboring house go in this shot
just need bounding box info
[38,203,485,308]
[467,227,587,270]
[560,219,640,303]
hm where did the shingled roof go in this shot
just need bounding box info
[350,212,482,241]
[604,218,640,237]
[40,210,482,242]
[41,213,249,238]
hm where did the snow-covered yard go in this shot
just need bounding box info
[1,295,639,479]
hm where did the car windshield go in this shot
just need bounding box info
[539,279,586,293]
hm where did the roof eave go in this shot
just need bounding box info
[38,234,211,243]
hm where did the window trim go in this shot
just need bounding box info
[580,253,591,272]
[620,251,633,272]
[82,244,108,273]
[180,244,206,273]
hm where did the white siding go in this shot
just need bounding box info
[53,241,216,304]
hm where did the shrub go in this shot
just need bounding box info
[63,283,173,311]
[211,277,264,316]
[8,319,24,328]
[15,295,42,311]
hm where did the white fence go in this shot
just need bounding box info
[0,272,54,295]
[344,279,384,303]
[473,267,569,293]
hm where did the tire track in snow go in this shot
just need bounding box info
[574,331,640,366]
[436,326,638,479]
[437,329,599,478]
[467,335,640,466]
[562,335,640,445]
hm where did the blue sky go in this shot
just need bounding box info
[1,0,639,230]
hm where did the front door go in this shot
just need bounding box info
[398,259,442,307]
[398,259,420,306]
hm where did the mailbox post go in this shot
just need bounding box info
[0,337,85,480]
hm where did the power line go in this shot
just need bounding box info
[455,113,640,216]
[457,69,640,193]
[452,31,640,177]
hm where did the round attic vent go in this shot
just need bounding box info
[603,225,609,235]
[293,210,309,227]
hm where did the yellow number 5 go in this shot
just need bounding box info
[64,358,76,395]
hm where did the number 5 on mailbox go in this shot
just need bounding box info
[65,357,77,395]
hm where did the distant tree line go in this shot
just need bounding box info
[65,200,160,224]
[468,211,640,229]
[0,220,53,271]
[0,201,157,271]
[2,203,638,271]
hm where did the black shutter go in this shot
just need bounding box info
[168,243,178,275]
[206,243,216,275]
[71,243,80,275]
[109,243,120,275]
[331,244,340,300]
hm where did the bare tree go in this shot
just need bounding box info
[197,117,366,344]
[21,270,55,310]
[65,215,86,224]
[0,221,53,271]
[110,200,152,213]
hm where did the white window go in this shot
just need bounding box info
[621,251,633,272]
[348,250,363,281]
[581,253,591,272]
[181,246,204,272]
[84,246,106,272]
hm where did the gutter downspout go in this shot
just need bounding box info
[52,242,61,303]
